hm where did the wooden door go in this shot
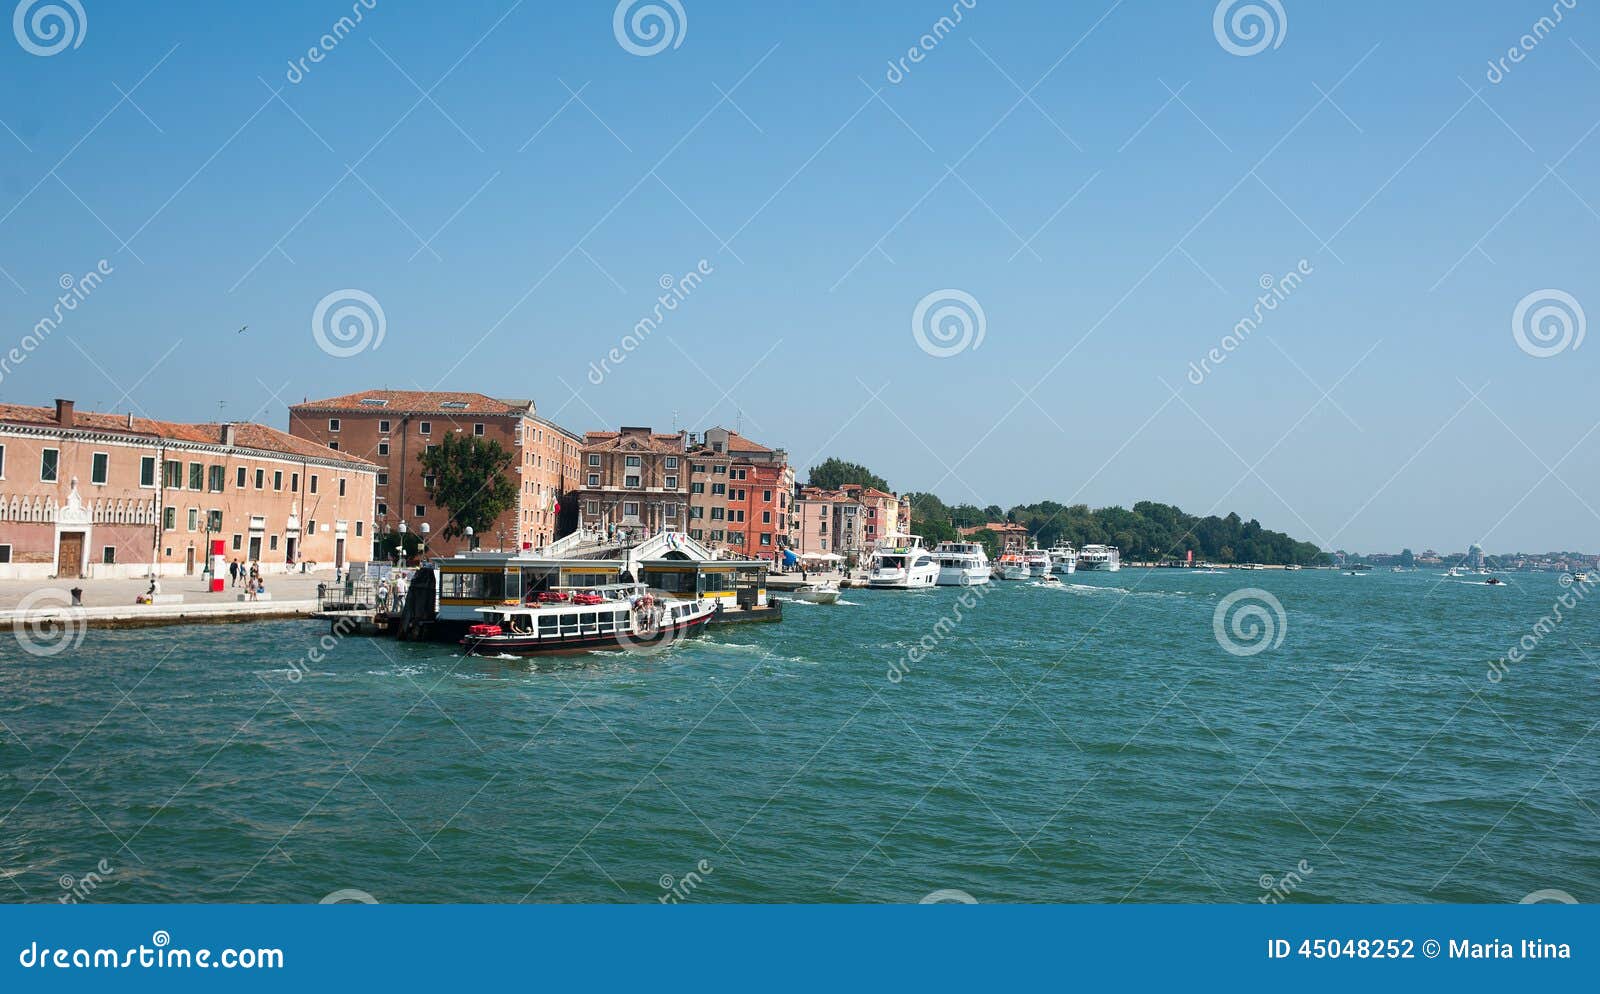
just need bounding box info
[57,532,84,579]
[184,547,196,575]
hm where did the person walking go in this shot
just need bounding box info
[229,559,240,587]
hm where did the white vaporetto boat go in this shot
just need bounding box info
[868,533,940,589]
[1025,545,1052,578]
[932,541,991,586]
[995,551,1031,580]
[1046,543,1077,575]
[1077,544,1121,572]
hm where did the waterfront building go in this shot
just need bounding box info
[958,521,1031,552]
[684,427,793,558]
[0,399,375,579]
[792,486,873,566]
[288,390,583,557]
[576,426,689,538]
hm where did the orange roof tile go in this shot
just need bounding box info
[291,390,531,415]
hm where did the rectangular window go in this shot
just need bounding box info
[623,502,640,517]
[664,503,678,518]
[164,460,182,488]
[625,475,640,488]
[763,511,772,524]
[40,448,59,483]
[377,472,389,486]
[187,462,202,490]
[625,455,641,467]
[691,482,704,494]
[0,545,10,564]
[587,473,599,487]
[690,506,703,519]
[310,475,318,494]
[711,530,724,541]
[339,479,346,497]
[209,465,224,492]
[163,507,175,530]
[208,509,223,531]
[232,533,242,550]
[379,419,391,434]
[588,454,600,466]
[760,533,772,546]
[290,473,299,493]
[474,423,485,436]
[141,456,156,488]
[586,500,599,515]
[236,466,246,488]
[0,443,5,478]
[91,452,109,485]
[419,422,431,435]
[102,546,116,564]
[714,465,726,474]
[273,471,283,491]
[328,441,339,451]
[355,521,363,537]
[712,483,725,495]
[270,535,279,551]
[328,418,341,432]
[690,529,703,540]
[665,475,678,489]
[711,507,725,520]
[763,490,772,502]
[377,442,389,456]
[376,502,388,517]
[255,469,265,489]
[414,505,425,517]
[187,508,198,531]
[307,519,317,536]
[665,457,678,469]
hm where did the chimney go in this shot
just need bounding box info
[221,423,236,447]
[54,398,74,427]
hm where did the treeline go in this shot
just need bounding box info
[905,493,1329,566]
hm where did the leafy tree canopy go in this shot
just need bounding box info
[418,433,519,541]
[808,457,889,492]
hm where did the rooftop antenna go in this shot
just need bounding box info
[671,409,679,432]
[217,400,227,421]
[735,408,743,435]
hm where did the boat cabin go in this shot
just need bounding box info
[638,558,769,611]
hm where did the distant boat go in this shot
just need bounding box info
[789,582,841,605]
[1285,564,1302,571]
[1078,544,1121,572]
[1484,577,1504,586]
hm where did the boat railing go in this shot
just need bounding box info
[317,579,400,614]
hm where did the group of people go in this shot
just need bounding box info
[228,559,267,600]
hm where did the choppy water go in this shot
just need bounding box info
[2,569,1596,904]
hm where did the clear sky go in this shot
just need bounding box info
[0,0,1595,553]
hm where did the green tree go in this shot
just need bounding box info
[808,457,889,492]
[418,433,518,541]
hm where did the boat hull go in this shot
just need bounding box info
[459,611,713,656]
[936,566,992,586]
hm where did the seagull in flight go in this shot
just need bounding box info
[236,325,248,334]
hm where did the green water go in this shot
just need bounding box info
[2,569,1596,904]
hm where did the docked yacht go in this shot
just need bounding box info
[1024,546,1052,578]
[1046,543,1077,575]
[868,534,940,589]
[1077,544,1121,572]
[932,541,992,586]
[995,551,1031,580]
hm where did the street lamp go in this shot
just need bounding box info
[464,525,477,551]
[420,522,431,562]
[396,520,407,567]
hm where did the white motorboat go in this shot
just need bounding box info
[789,582,841,604]
[867,533,940,589]
[1045,543,1077,575]
[932,541,992,586]
[995,552,1031,580]
[1077,544,1121,572]
[1024,545,1052,578]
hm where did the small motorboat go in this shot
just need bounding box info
[788,582,841,605]
[1039,574,1062,585]
[1485,577,1505,586]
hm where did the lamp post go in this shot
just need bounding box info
[396,520,407,567]
[464,525,477,551]
[420,522,431,563]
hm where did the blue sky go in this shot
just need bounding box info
[0,0,1595,553]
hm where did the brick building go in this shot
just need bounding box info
[576,426,688,537]
[288,390,583,557]
[684,427,793,557]
[0,399,376,579]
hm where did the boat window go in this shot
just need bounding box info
[615,610,630,629]
[538,615,558,633]
[503,569,521,601]
[579,612,597,631]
